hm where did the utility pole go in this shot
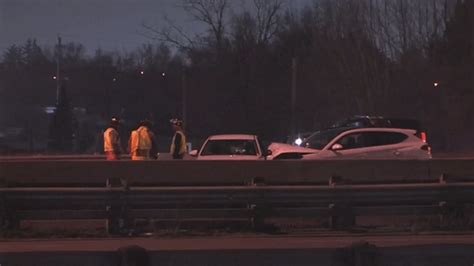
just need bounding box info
[181,57,191,127]
[181,70,187,126]
[291,57,297,137]
[56,35,62,104]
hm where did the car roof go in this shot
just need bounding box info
[306,126,416,140]
[332,116,421,130]
[341,127,417,134]
[207,134,257,140]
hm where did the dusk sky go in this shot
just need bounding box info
[0,0,310,55]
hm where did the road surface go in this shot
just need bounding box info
[1,234,474,253]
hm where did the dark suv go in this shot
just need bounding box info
[331,116,427,142]
[332,116,419,129]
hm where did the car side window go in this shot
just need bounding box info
[336,133,364,150]
[335,131,407,150]
[340,132,408,149]
[369,132,408,146]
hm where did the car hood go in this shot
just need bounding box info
[197,155,263,160]
[267,142,319,159]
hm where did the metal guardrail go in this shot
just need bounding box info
[1,159,473,234]
[1,159,473,186]
[1,182,474,233]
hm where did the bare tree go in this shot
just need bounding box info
[253,0,285,45]
[142,17,197,52]
[182,0,229,48]
[142,0,229,53]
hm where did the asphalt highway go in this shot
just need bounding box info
[1,234,474,253]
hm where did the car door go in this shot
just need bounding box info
[360,131,410,159]
[316,132,369,159]
[316,131,407,159]
[328,131,410,159]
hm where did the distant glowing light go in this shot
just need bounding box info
[294,137,303,146]
[112,78,117,82]
[52,76,57,80]
[140,70,144,75]
[44,106,57,114]
[433,82,439,87]
[161,72,166,77]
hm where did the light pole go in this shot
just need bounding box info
[433,81,448,150]
[55,35,63,104]
[181,69,187,126]
[138,69,147,118]
[291,57,297,137]
[181,57,192,126]
[105,77,117,119]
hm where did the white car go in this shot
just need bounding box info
[268,127,432,160]
[190,134,266,160]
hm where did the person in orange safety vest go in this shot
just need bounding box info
[129,120,155,160]
[103,116,123,160]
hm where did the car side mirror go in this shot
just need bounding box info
[189,150,198,157]
[331,143,343,151]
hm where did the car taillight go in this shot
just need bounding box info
[420,131,427,143]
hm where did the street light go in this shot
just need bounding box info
[104,77,118,119]
[432,80,449,150]
[182,57,192,126]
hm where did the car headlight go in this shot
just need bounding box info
[294,138,303,146]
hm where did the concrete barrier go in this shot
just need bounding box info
[1,159,472,187]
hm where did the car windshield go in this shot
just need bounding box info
[200,140,258,156]
[303,127,349,150]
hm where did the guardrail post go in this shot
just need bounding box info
[247,179,267,230]
[248,177,265,186]
[438,174,448,184]
[329,203,355,230]
[106,185,132,236]
[329,175,344,186]
[438,201,471,229]
[0,193,19,232]
[107,177,127,188]
[0,194,7,231]
[249,204,265,230]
